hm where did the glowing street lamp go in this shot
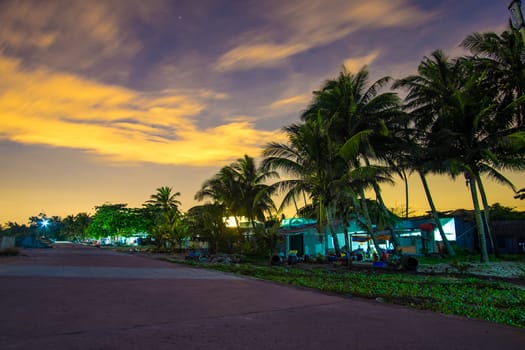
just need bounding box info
[40,218,49,237]
[509,0,525,44]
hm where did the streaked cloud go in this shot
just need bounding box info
[0,0,165,81]
[215,43,308,71]
[270,95,311,110]
[343,51,380,73]
[215,0,435,71]
[0,55,282,166]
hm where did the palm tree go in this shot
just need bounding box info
[262,124,316,217]
[461,24,525,126]
[263,114,345,255]
[441,60,523,261]
[196,155,277,234]
[144,187,183,249]
[158,209,187,251]
[303,66,403,254]
[461,26,525,256]
[195,166,242,231]
[186,204,227,253]
[229,155,279,229]
[147,186,182,214]
[393,50,463,257]
[394,46,525,262]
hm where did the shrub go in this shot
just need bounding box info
[0,247,20,256]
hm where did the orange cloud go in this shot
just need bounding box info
[215,43,308,71]
[270,95,310,109]
[214,0,435,71]
[343,51,380,73]
[0,55,283,166]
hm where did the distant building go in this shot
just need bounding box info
[278,217,457,258]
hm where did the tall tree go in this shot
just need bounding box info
[196,155,277,235]
[195,166,243,231]
[61,213,92,241]
[146,186,181,214]
[393,50,463,257]
[462,24,525,126]
[186,204,227,253]
[303,66,403,254]
[263,114,345,255]
[229,155,278,228]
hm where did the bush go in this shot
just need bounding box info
[0,247,20,256]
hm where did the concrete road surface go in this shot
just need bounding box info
[1,244,524,350]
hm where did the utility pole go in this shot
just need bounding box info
[509,0,525,44]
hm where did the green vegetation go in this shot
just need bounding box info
[181,261,525,328]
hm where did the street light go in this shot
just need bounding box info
[40,218,49,237]
[509,0,525,44]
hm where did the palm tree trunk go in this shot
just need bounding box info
[326,204,341,256]
[318,197,324,241]
[402,169,409,220]
[475,174,499,258]
[373,182,400,250]
[468,175,490,263]
[342,218,352,267]
[303,190,309,208]
[359,188,382,255]
[418,171,455,256]
[234,216,242,236]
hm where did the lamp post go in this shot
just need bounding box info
[509,0,525,44]
[40,218,49,238]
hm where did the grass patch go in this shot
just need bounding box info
[178,261,525,328]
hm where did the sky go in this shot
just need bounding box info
[1,0,524,224]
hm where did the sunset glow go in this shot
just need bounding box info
[0,0,523,223]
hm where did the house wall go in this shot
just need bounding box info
[491,220,525,253]
[281,217,460,257]
[0,236,15,250]
[454,218,477,252]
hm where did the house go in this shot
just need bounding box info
[491,220,525,253]
[448,209,525,254]
[278,216,458,259]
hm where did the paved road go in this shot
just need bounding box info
[1,245,524,350]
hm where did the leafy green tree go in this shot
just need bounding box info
[489,202,525,219]
[253,222,282,258]
[2,222,31,237]
[61,213,92,241]
[153,209,188,251]
[29,213,63,239]
[86,204,131,239]
[144,186,184,249]
[186,204,228,253]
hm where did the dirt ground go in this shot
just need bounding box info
[417,261,525,279]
